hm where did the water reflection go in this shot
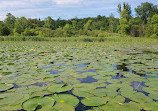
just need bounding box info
[77,76,98,83]
[47,70,60,74]
[76,69,96,74]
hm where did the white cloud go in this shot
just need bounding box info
[52,0,83,5]
[0,16,6,21]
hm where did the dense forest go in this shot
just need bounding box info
[0,2,158,37]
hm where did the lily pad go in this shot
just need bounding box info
[91,88,107,97]
[99,102,142,111]
[52,102,75,111]
[81,97,109,106]
[142,102,158,111]
[22,96,54,110]
[0,83,14,92]
[47,84,72,93]
[0,92,24,106]
[0,104,22,110]
[122,92,153,103]
[51,94,79,107]
[37,105,53,111]
[72,89,94,97]
[108,96,125,104]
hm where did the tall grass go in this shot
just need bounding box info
[0,36,51,41]
[0,36,157,43]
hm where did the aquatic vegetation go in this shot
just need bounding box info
[0,40,158,110]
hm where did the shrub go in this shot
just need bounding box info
[150,34,158,38]
[83,37,94,42]
[98,37,105,42]
[98,33,105,37]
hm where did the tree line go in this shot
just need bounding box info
[0,2,158,37]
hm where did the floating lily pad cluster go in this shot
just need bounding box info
[0,41,158,110]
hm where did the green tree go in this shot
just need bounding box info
[0,22,10,36]
[63,24,73,37]
[13,17,28,36]
[54,28,64,37]
[84,20,93,31]
[109,14,115,32]
[4,13,16,30]
[145,14,158,37]
[117,2,132,20]
[135,2,158,24]
[135,2,158,36]
[117,9,131,35]
[129,18,141,37]
[44,16,55,29]
[13,20,24,36]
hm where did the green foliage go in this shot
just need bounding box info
[129,18,140,37]
[14,22,24,35]
[44,16,55,29]
[145,14,158,37]
[98,33,105,37]
[0,22,10,36]
[4,13,16,29]
[118,9,130,35]
[84,20,93,31]
[135,2,158,23]
[22,28,38,36]
[151,34,158,38]
[0,36,51,41]
[63,24,73,37]
[53,28,64,37]
[118,2,132,20]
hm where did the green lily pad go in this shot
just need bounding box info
[0,104,22,110]
[37,105,53,111]
[99,102,142,111]
[122,92,152,103]
[22,96,54,110]
[149,93,158,100]
[51,94,79,107]
[0,92,24,106]
[91,88,107,97]
[123,102,142,111]
[72,89,94,97]
[99,103,125,111]
[0,83,14,92]
[81,97,109,106]
[145,80,158,88]
[73,83,97,91]
[47,84,72,93]
[52,102,75,111]
[108,96,125,104]
[142,102,158,111]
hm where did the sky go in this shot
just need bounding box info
[0,0,158,21]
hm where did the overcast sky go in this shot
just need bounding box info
[0,0,158,21]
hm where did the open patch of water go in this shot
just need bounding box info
[38,65,53,69]
[131,81,149,96]
[47,70,61,74]
[76,69,96,74]
[75,63,91,68]
[113,62,158,79]
[77,76,98,83]
[124,97,132,103]
[111,72,128,79]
